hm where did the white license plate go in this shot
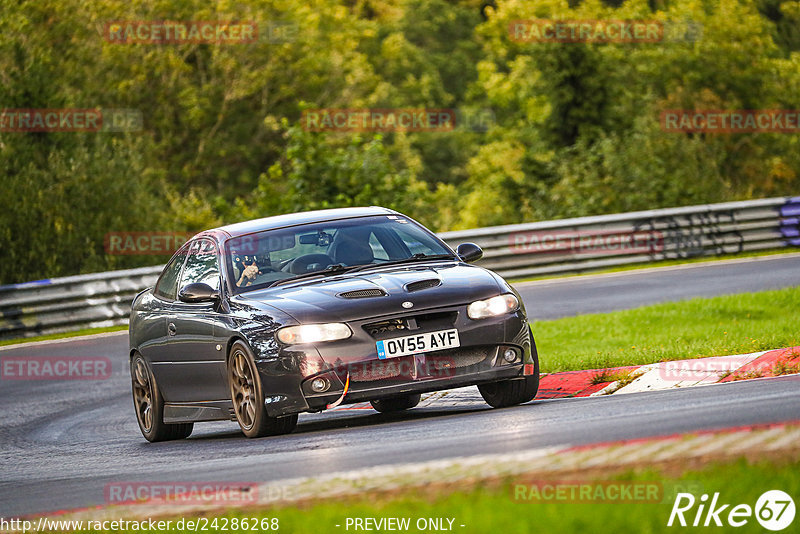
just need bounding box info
[376,329,460,359]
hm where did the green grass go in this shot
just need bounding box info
[89,455,800,534]
[0,325,127,347]
[589,369,637,386]
[532,286,800,373]
[511,248,800,284]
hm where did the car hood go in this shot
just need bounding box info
[232,262,505,324]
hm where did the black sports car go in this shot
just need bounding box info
[129,207,539,441]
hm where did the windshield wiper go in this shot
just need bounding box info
[347,253,456,273]
[270,263,362,287]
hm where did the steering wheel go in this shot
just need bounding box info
[285,254,335,274]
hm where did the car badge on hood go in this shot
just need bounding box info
[402,301,414,309]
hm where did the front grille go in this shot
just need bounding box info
[404,279,441,292]
[428,346,492,369]
[339,288,387,299]
[348,356,412,382]
[363,311,457,339]
[409,311,457,333]
[364,318,409,337]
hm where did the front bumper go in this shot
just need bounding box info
[306,359,526,409]
[254,304,533,416]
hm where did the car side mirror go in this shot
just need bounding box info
[456,242,483,263]
[178,283,220,303]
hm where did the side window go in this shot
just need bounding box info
[154,245,189,300]
[179,239,220,291]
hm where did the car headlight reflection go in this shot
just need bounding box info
[276,323,352,344]
[467,294,520,320]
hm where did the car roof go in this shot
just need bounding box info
[209,206,399,238]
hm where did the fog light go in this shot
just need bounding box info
[503,348,517,363]
[310,377,330,393]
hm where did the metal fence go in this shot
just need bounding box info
[438,196,799,279]
[1,197,798,340]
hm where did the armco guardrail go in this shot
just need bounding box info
[439,196,799,279]
[1,197,798,340]
[0,266,162,340]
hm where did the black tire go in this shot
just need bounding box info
[228,341,298,438]
[370,393,421,413]
[478,329,540,408]
[130,354,193,442]
[478,375,539,408]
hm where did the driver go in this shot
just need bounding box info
[236,255,261,287]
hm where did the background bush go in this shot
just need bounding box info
[1,0,798,283]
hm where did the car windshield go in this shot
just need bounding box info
[225,215,454,293]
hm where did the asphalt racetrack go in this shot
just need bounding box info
[1,254,799,517]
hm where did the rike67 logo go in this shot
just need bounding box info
[668,490,795,530]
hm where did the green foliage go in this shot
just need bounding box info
[1,0,799,283]
[243,120,435,220]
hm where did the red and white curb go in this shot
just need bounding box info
[329,346,800,411]
[606,351,766,395]
[543,346,800,399]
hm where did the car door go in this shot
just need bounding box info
[157,238,229,403]
[145,243,190,381]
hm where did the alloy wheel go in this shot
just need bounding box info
[132,358,154,432]
[230,349,257,430]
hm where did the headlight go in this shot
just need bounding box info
[467,294,519,320]
[276,323,352,344]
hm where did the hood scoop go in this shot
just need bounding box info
[338,288,388,299]
[404,278,442,292]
